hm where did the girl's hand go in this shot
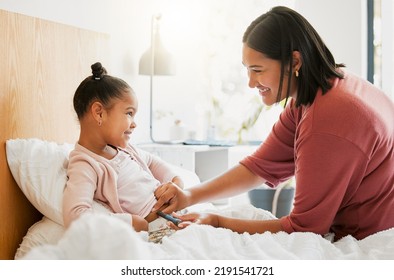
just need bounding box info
[167,212,219,230]
[132,214,149,232]
[153,182,190,214]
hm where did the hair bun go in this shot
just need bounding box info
[91,62,107,80]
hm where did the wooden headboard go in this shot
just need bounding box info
[0,9,110,259]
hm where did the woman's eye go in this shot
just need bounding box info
[247,67,262,74]
[127,112,134,117]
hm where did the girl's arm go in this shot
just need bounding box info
[132,214,149,231]
[63,159,97,228]
[133,146,180,184]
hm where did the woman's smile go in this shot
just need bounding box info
[258,87,271,97]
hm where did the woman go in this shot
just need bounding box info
[153,6,394,241]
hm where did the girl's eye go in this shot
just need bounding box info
[127,112,134,117]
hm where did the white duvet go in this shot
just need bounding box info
[23,204,394,260]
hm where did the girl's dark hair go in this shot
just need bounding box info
[243,6,345,107]
[73,62,133,119]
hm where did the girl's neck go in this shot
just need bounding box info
[78,138,118,160]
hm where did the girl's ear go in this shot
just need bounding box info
[90,101,104,123]
[292,51,303,71]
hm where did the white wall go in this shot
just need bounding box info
[0,0,113,32]
[0,0,291,143]
[295,0,367,78]
[1,0,372,144]
[0,0,162,143]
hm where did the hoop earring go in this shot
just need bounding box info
[295,70,299,77]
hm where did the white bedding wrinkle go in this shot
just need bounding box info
[22,204,394,260]
[25,214,155,260]
[14,217,65,260]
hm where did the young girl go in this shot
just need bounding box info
[63,62,184,232]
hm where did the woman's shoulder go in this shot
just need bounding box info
[302,72,389,141]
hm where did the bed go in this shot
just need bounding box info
[2,9,394,261]
[0,9,109,260]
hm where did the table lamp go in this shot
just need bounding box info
[139,14,176,143]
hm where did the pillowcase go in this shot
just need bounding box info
[6,138,201,226]
[6,138,74,225]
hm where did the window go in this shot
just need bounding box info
[369,0,394,100]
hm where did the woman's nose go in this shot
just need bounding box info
[248,74,257,88]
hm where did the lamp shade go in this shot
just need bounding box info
[139,27,176,76]
[138,14,177,143]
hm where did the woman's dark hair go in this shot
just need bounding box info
[243,6,345,107]
[73,62,133,119]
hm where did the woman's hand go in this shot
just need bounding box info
[153,182,190,214]
[167,212,219,230]
[171,176,184,189]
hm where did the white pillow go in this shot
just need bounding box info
[5,138,201,226]
[6,138,74,225]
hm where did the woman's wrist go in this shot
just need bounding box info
[209,213,220,228]
[183,189,193,209]
[172,176,184,189]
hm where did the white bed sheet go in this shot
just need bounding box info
[22,204,394,260]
